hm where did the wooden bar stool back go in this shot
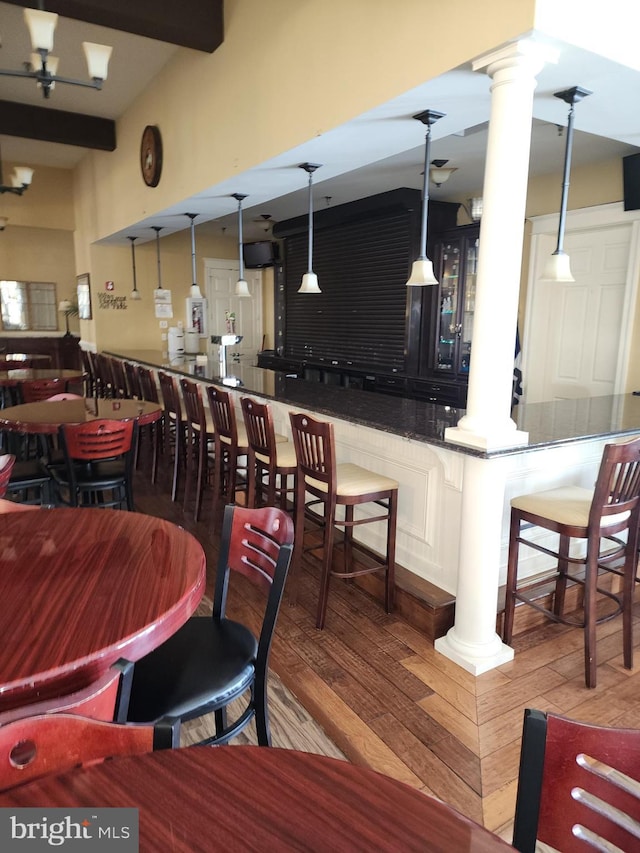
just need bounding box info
[158,371,185,502]
[241,396,296,510]
[289,411,398,629]
[124,361,142,399]
[109,358,128,399]
[206,385,248,519]
[503,435,640,688]
[180,378,215,521]
[135,366,160,483]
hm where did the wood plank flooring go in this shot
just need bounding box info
[133,466,640,840]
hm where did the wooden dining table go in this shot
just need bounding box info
[0,397,162,434]
[0,508,205,713]
[0,367,84,388]
[0,745,512,851]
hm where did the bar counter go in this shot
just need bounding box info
[105,349,640,458]
[106,346,640,664]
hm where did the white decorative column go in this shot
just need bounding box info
[437,41,557,674]
[446,40,556,452]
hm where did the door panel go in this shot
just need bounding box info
[204,260,263,365]
[527,224,630,402]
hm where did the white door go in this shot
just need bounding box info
[204,259,263,364]
[525,222,633,403]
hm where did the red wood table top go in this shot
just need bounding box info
[0,398,161,433]
[0,368,84,387]
[0,746,512,852]
[0,508,205,712]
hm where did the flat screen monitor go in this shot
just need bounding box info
[243,241,276,269]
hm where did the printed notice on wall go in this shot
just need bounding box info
[153,288,173,319]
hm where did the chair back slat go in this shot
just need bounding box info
[60,419,136,461]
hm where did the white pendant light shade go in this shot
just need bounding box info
[232,192,252,298]
[83,42,112,81]
[130,288,141,301]
[406,109,445,287]
[541,250,574,283]
[13,167,34,188]
[541,86,591,283]
[298,162,322,294]
[186,213,203,297]
[0,217,8,231]
[298,272,321,294]
[406,259,438,287]
[24,8,57,52]
[235,278,251,297]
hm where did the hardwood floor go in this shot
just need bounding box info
[133,465,640,839]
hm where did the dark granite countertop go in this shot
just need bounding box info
[105,349,640,459]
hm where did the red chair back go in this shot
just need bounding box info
[0,454,16,498]
[61,419,135,462]
[21,378,66,402]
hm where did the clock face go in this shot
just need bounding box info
[140,125,162,187]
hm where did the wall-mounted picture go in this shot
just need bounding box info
[77,273,92,320]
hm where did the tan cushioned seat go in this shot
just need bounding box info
[256,441,297,468]
[308,462,398,497]
[512,486,629,529]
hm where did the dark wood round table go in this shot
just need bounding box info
[0,508,205,713]
[0,746,511,851]
[0,397,162,433]
[0,368,84,387]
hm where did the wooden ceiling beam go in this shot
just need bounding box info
[2,0,223,53]
[0,100,116,150]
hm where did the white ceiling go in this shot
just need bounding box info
[0,3,639,244]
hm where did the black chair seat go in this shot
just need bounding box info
[128,617,257,723]
[126,504,294,747]
[53,459,127,488]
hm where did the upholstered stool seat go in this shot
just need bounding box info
[503,436,640,688]
[289,411,398,630]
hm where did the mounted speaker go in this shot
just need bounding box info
[623,153,640,211]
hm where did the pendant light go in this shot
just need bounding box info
[152,226,163,290]
[298,162,322,293]
[406,109,445,287]
[541,86,592,282]
[185,213,202,297]
[232,193,251,297]
[128,236,141,300]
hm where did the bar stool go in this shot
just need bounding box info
[158,371,185,502]
[503,436,640,688]
[206,386,248,519]
[181,378,215,521]
[289,411,399,629]
[136,366,160,484]
[241,396,297,510]
[124,361,142,399]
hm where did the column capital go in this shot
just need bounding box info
[472,39,558,79]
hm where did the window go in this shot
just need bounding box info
[0,281,58,331]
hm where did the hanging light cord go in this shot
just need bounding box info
[152,226,163,289]
[418,124,432,260]
[306,169,314,273]
[128,236,138,294]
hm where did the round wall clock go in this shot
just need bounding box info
[140,125,163,187]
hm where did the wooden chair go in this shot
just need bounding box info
[109,357,128,399]
[180,378,215,521]
[0,713,178,793]
[0,660,134,726]
[124,360,142,398]
[513,708,640,853]
[80,347,96,397]
[0,453,15,496]
[127,504,294,747]
[503,435,640,688]
[206,385,248,519]
[135,365,160,483]
[158,371,185,502]
[289,411,398,629]
[94,353,114,398]
[241,396,296,510]
[51,418,138,510]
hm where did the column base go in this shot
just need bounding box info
[445,425,529,451]
[435,628,514,676]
